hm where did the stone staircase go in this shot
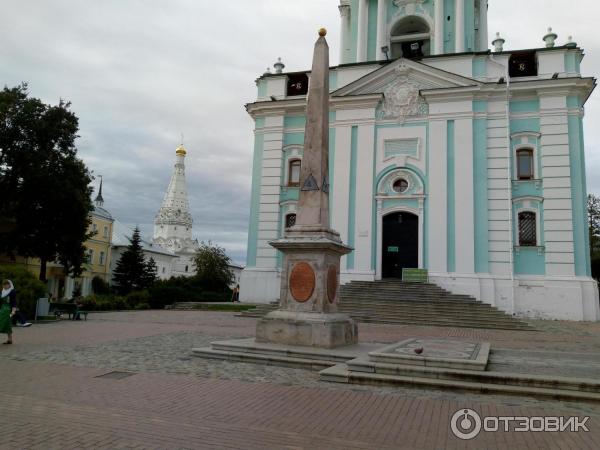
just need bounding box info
[240,280,535,331]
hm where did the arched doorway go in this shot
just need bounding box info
[390,16,431,59]
[382,212,419,279]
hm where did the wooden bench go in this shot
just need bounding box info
[402,268,429,283]
[49,303,89,321]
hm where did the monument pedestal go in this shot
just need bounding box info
[256,311,357,349]
[258,228,356,349]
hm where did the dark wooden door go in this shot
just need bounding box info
[382,212,419,279]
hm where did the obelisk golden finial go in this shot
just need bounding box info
[318,28,327,37]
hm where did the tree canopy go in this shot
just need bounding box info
[589,194,600,253]
[589,194,600,281]
[0,84,93,281]
[193,241,233,291]
[112,227,157,295]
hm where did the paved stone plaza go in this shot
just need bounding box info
[1,311,600,449]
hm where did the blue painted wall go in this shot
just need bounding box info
[347,126,359,270]
[246,130,264,267]
[447,120,456,272]
[473,108,489,273]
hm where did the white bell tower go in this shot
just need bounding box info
[339,0,488,64]
[153,145,200,277]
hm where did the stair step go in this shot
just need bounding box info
[237,279,534,331]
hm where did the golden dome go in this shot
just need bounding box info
[176,145,187,156]
[319,28,327,37]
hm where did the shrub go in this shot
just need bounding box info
[0,264,46,319]
[92,276,110,295]
[81,294,128,311]
[134,303,150,310]
[148,276,232,309]
[125,290,150,309]
[592,255,600,282]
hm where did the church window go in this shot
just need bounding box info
[103,226,109,238]
[517,149,534,180]
[185,265,189,272]
[518,212,537,247]
[87,249,94,264]
[92,223,98,234]
[288,159,301,186]
[390,16,431,59]
[392,179,409,194]
[162,267,166,274]
[99,252,106,265]
[285,213,297,229]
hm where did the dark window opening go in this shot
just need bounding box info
[393,179,409,193]
[390,16,430,59]
[287,74,309,97]
[285,214,297,229]
[509,51,538,77]
[517,149,534,180]
[185,265,189,272]
[518,212,537,247]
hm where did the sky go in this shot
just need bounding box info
[1,0,598,266]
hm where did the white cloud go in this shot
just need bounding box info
[1,0,598,265]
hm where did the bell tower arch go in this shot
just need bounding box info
[339,0,489,64]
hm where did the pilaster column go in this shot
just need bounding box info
[376,0,387,60]
[455,0,465,53]
[479,0,488,51]
[339,4,351,63]
[356,0,368,62]
[434,0,445,54]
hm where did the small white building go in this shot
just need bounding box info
[111,221,179,281]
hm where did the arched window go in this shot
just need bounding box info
[288,159,301,187]
[390,17,431,59]
[517,149,534,180]
[518,212,537,247]
[285,213,297,229]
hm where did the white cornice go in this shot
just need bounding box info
[247,94,383,117]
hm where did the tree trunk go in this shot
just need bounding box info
[39,257,48,283]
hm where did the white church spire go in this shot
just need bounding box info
[155,145,193,231]
[153,144,199,277]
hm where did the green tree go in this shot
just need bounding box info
[589,194,600,255]
[0,84,93,281]
[193,241,233,291]
[91,276,110,295]
[112,227,156,294]
[589,194,600,281]
[142,257,158,287]
[0,264,46,319]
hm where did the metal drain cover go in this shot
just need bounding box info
[95,371,136,380]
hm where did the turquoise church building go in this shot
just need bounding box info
[240,0,599,321]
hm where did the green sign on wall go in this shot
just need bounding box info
[387,246,399,253]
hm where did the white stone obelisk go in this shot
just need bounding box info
[256,29,357,349]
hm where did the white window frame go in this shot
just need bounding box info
[513,198,544,249]
[511,132,541,181]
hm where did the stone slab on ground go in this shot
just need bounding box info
[321,362,600,403]
[193,337,380,370]
[368,338,490,371]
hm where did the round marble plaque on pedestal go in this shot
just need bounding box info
[290,262,315,303]
[327,265,338,303]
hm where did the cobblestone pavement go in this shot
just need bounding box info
[0,311,599,449]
